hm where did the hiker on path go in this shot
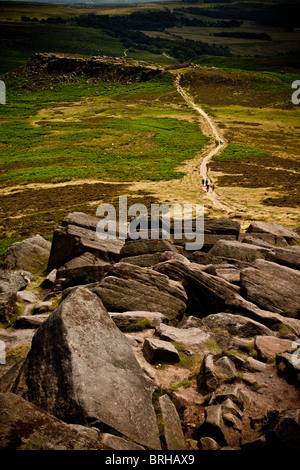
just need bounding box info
[202,178,205,186]
[205,178,209,186]
[212,184,215,191]
[206,183,210,192]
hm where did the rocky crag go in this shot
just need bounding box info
[0,213,300,450]
[5,53,168,91]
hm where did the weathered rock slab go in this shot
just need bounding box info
[53,263,110,291]
[13,314,49,329]
[240,259,300,318]
[159,323,210,353]
[143,338,179,363]
[92,263,187,322]
[17,290,39,304]
[0,392,104,450]
[202,312,273,338]
[208,240,271,263]
[100,433,145,450]
[246,221,300,243]
[120,238,177,257]
[265,246,300,270]
[255,335,295,360]
[26,287,161,449]
[6,235,51,274]
[159,394,187,450]
[61,211,100,231]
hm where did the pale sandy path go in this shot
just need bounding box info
[175,73,233,215]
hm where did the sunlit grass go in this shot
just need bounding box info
[213,144,269,162]
[0,75,209,184]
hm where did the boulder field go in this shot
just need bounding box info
[0,213,299,450]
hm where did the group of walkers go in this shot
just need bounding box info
[202,177,214,193]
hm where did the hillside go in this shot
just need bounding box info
[0,52,299,260]
[1,1,300,74]
[0,1,300,455]
[1,210,300,451]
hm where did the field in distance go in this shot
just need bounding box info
[1,1,300,74]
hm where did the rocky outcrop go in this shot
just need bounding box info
[25,53,166,87]
[120,239,177,257]
[1,214,300,450]
[208,239,271,263]
[53,263,110,291]
[265,246,300,270]
[171,217,240,251]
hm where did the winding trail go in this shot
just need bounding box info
[175,73,233,214]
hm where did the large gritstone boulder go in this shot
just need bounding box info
[26,287,161,449]
[6,235,51,274]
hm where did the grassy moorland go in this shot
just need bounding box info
[0,66,210,246]
[1,69,211,185]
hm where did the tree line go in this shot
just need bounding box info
[21,10,232,62]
